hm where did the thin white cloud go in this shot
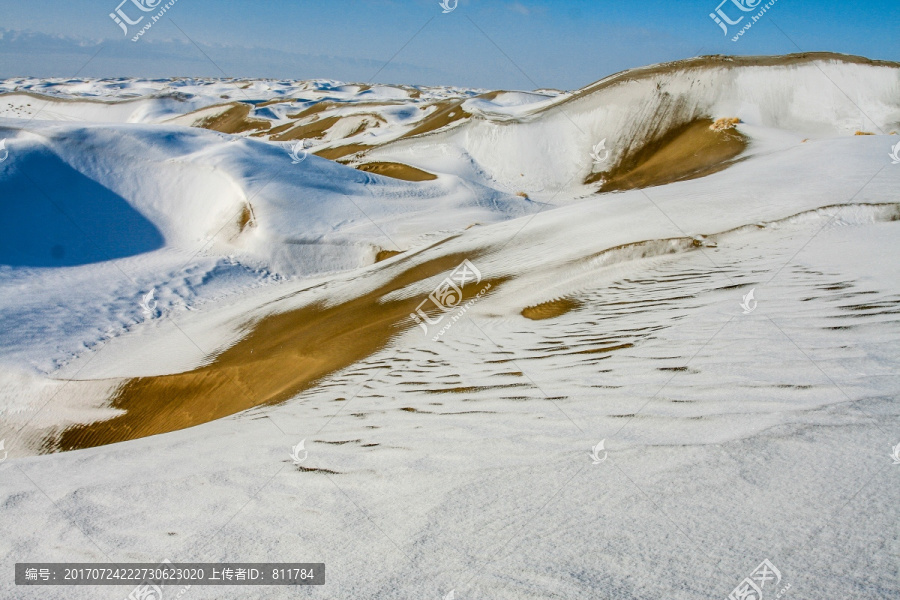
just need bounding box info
[508,2,531,16]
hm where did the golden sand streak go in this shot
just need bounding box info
[521,298,583,320]
[399,99,470,139]
[194,103,271,134]
[269,115,343,142]
[315,143,373,161]
[356,162,437,182]
[375,249,403,263]
[59,252,505,451]
[587,119,748,192]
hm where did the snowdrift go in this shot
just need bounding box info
[0,121,530,276]
[366,53,900,196]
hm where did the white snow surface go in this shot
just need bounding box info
[0,57,899,599]
[0,77,487,123]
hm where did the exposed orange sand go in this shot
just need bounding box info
[399,100,470,139]
[356,162,437,181]
[256,97,297,108]
[270,115,342,142]
[521,298,582,320]
[251,121,294,137]
[286,101,334,120]
[315,143,373,161]
[194,103,271,134]
[375,249,403,262]
[710,117,741,131]
[286,100,401,121]
[587,118,748,192]
[58,251,505,451]
[236,204,255,236]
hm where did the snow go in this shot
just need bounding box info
[367,58,900,200]
[462,91,564,120]
[0,56,899,599]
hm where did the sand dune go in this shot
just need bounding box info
[59,251,502,450]
[587,118,748,191]
[2,51,899,600]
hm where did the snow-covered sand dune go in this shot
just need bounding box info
[366,53,900,196]
[0,53,899,599]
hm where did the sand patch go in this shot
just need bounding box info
[286,100,401,120]
[270,115,342,141]
[375,249,403,263]
[252,122,294,137]
[194,103,271,134]
[521,298,582,320]
[587,118,747,192]
[710,117,741,131]
[58,252,505,451]
[286,101,334,120]
[256,97,297,108]
[572,343,634,355]
[315,144,373,160]
[356,162,437,181]
[400,100,470,139]
[236,204,255,236]
[269,112,383,143]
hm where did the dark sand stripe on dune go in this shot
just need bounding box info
[399,99,470,139]
[193,103,272,134]
[58,252,506,451]
[375,249,404,263]
[315,143,373,160]
[521,298,583,320]
[587,118,748,192]
[356,162,437,181]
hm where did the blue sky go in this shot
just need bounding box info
[0,0,897,90]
